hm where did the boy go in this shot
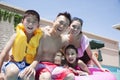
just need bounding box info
[0,10,43,80]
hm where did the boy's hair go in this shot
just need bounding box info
[65,44,78,54]
[72,17,83,26]
[22,10,40,22]
[57,12,71,25]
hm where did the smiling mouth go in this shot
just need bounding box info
[69,58,74,62]
[57,28,63,32]
[27,27,33,30]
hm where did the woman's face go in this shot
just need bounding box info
[65,48,77,64]
[69,20,82,36]
[22,14,39,34]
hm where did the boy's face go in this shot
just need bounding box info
[69,20,82,36]
[22,14,39,34]
[53,15,70,34]
[65,48,77,64]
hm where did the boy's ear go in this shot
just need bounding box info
[38,23,40,28]
[21,19,24,23]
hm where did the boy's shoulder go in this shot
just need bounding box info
[41,26,52,37]
[41,26,51,32]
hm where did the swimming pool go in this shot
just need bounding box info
[102,65,120,80]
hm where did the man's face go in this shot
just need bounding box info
[53,15,70,34]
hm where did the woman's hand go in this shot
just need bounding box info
[100,67,110,72]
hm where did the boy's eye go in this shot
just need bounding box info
[26,19,37,24]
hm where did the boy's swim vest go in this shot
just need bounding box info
[12,23,43,64]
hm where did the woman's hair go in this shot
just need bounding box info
[22,10,40,22]
[72,17,83,26]
[65,44,78,54]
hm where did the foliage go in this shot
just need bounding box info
[0,9,22,29]
[14,14,22,29]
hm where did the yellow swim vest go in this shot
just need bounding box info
[12,23,43,64]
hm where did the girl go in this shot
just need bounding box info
[64,44,90,76]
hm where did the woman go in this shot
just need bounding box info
[68,17,106,71]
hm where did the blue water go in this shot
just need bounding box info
[102,65,120,80]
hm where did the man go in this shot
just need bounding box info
[36,12,74,80]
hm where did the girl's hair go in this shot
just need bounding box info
[65,44,78,54]
[72,17,83,26]
[22,10,40,22]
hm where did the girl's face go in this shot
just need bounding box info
[22,14,39,34]
[69,20,82,36]
[65,48,77,64]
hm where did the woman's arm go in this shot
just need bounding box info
[86,45,103,69]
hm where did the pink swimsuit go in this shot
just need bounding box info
[77,35,90,64]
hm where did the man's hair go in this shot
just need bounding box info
[72,17,83,26]
[65,44,78,54]
[22,10,40,22]
[57,12,71,25]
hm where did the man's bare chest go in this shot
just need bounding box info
[42,38,62,53]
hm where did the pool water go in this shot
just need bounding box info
[102,65,120,80]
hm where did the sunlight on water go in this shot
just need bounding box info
[102,65,120,80]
